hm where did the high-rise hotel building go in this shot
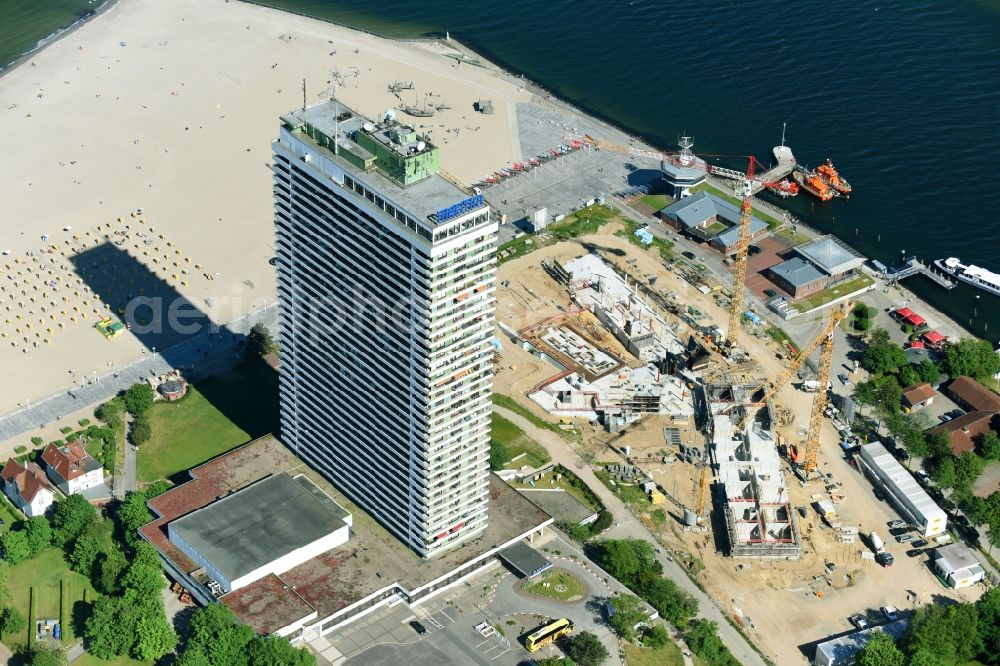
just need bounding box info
[271,101,497,557]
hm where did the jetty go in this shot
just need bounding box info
[705,144,796,195]
[888,257,956,290]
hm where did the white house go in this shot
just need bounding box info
[41,442,104,495]
[0,458,56,517]
[934,543,985,589]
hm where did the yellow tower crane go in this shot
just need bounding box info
[695,464,710,515]
[802,303,852,475]
[737,301,852,433]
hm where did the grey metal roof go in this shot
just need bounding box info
[169,472,349,582]
[815,621,908,665]
[796,235,865,275]
[769,257,825,288]
[499,541,551,578]
[714,217,768,248]
[663,192,766,236]
[282,101,473,225]
[858,442,946,525]
[935,543,981,573]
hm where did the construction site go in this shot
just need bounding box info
[488,146,980,662]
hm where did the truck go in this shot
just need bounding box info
[801,380,821,393]
[869,530,894,567]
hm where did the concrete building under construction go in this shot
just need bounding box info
[705,382,800,559]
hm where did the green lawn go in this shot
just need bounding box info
[0,496,22,533]
[7,548,98,645]
[624,641,685,666]
[776,226,810,245]
[491,414,551,469]
[547,205,615,240]
[514,470,599,510]
[137,358,278,482]
[797,274,875,311]
[638,194,670,212]
[521,569,586,601]
[492,394,579,442]
[595,469,650,509]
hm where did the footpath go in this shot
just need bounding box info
[493,406,768,666]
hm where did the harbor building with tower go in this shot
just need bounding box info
[271,99,498,558]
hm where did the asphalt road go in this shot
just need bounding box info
[494,406,767,666]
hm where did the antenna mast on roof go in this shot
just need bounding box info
[781,122,787,147]
[302,78,307,112]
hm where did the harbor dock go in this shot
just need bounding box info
[888,257,956,289]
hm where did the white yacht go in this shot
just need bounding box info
[934,257,1000,297]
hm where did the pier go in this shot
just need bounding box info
[888,257,956,290]
[708,144,796,195]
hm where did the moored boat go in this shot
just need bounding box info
[933,257,1000,297]
[815,158,852,195]
[792,168,834,201]
[765,178,799,197]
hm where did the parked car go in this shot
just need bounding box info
[887,520,907,530]
[940,413,953,422]
[838,374,851,386]
[896,534,914,543]
[906,548,924,558]
[947,409,966,420]
[881,605,899,622]
[889,527,909,536]
[876,551,894,567]
[409,620,428,635]
[748,244,762,256]
[850,615,870,630]
[682,250,696,260]
[764,288,779,299]
[912,539,928,548]
[873,488,885,501]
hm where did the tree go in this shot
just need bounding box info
[955,452,988,493]
[608,594,646,641]
[21,645,63,666]
[95,548,128,595]
[247,324,276,358]
[95,397,125,431]
[120,560,165,598]
[68,523,107,576]
[489,439,511,471]
[978,430,1000,461]
[916,360,941,385]
[51,494,98,546]
[856,632,904,666]
[862,329,908,375]
[115,483,169,547]
[945,338,1000,379]
[930,455,957,488]
[85,596,134,659]
[898,364,921,388]
[564,631,608,666]
[640,574,698,628]
[0,606,26,639]
[123,383,155,417]
[684,620,739,666]
[1,529,31,564]
[133,607,179,661]
[130,414,152,445]
[642,624,670,649]
[586,539,660,584]
[906,650,947,666]
[23,516,52,556]
[926,430,953,459]
[904,602,982,664]
[246,635,316,666]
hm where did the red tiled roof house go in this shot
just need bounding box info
[41,442,104,496]
[0,458,56,517]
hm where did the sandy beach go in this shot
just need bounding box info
[0,0,531,411]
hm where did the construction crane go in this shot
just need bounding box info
[585,136,785,352]
[695,464,710,515]
[737,300,852,432]
[802,302,853,476]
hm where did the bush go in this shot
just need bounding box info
[66,433,79,443]
[30,437,42,446]
[51,440,63,447]
[642,624,670,649]
[684,620,740,666]
[59,427,73,435]
[131,416,152,446]
[489,439,511,471]
[78,419,90,427]
[14,446,26,454]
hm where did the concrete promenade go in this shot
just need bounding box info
[0,305,279,445]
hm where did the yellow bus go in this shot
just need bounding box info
[524,618,573,652]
